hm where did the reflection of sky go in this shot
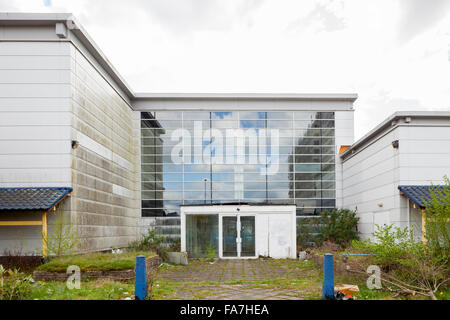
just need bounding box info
[143,111,337,215]
[212,111,233,120]
[240,120,265,129]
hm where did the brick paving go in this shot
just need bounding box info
[154,259,322,300]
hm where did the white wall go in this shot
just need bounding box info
[335,110,354,208]
[0,26,141,254]
[0,42,72,187]
[342,121,450,240]
[181,205,297,259]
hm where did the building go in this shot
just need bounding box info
[0,13,447,258]
[341,112,450,241]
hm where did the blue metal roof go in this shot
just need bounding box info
[398,185,447,209]
[0,187,72,211]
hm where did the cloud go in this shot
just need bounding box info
[1,0,450,141]
[287,0,347,33]
[397,0,450,44]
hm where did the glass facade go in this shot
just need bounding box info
[141,111,336,217]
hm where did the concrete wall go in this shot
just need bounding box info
[69,38,140,253]
[0,24,141,254]
[342,121,450,240]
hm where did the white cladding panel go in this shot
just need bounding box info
[335,111,354,207]
[0,42,72,187]
[343,123,450,240]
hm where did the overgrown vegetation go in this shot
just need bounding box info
[128,229,164,252]
[353,224,449,300]
[297,217,320,251]
[318,209,359,247]
[205,243,217,260]
[297,209,359,249]
[0,265,34,300]
[352,179,450,300]
[127,228,179,262]
[44,213,79,257]
[36,251,154,272]
[424,176,450,261]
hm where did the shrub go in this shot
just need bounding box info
[318,209,359,247]
[128,229,172,262]
[353,224,449,300]
[297,217,320,250]
[424,176,450,261]
[353,224,418,269]
[128,229,164,252]
[0,265,34,300]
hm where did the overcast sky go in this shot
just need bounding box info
[1,0,449,139]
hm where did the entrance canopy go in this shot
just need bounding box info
[398,185,447,209]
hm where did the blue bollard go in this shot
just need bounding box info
[322,253,334,300]
[135,255,147,300]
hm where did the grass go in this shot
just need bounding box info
[30,279,135,300]
[36,251,156,272]
[22,254,450,300]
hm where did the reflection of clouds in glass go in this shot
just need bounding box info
[142,111,335,216]
[212,112,233,120]
[240,120,265,128]
[212,181,234,191]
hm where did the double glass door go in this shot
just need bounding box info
[221,215,256,258]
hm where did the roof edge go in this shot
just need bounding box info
[341,111,450,160]
[0,12,134,99]
[133,93,358,101]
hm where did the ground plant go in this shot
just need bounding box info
[353,224,449,299]
[44,213,79,257]
[317,209,359,247]
[0,265,34,300]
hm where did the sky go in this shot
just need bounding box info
[1,0,449,139]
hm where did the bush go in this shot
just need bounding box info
[128,229,173,262]
[318,209,359,247]
[0,265,34,300]
[353,224,418,269]
[297,217,320,250]
[353,224,449,300]
[128,229,164,252]
[424,176,450,261]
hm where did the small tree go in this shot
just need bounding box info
[424,176,450,261]
[44,213,79,257]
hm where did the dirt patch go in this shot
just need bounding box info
[310,244,373,277]
[0,255,44,273]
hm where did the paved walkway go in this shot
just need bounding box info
[154,259,322,300]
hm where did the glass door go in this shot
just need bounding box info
[240,216,256,257]
[221,215,256,258]
[222,216,238,257]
